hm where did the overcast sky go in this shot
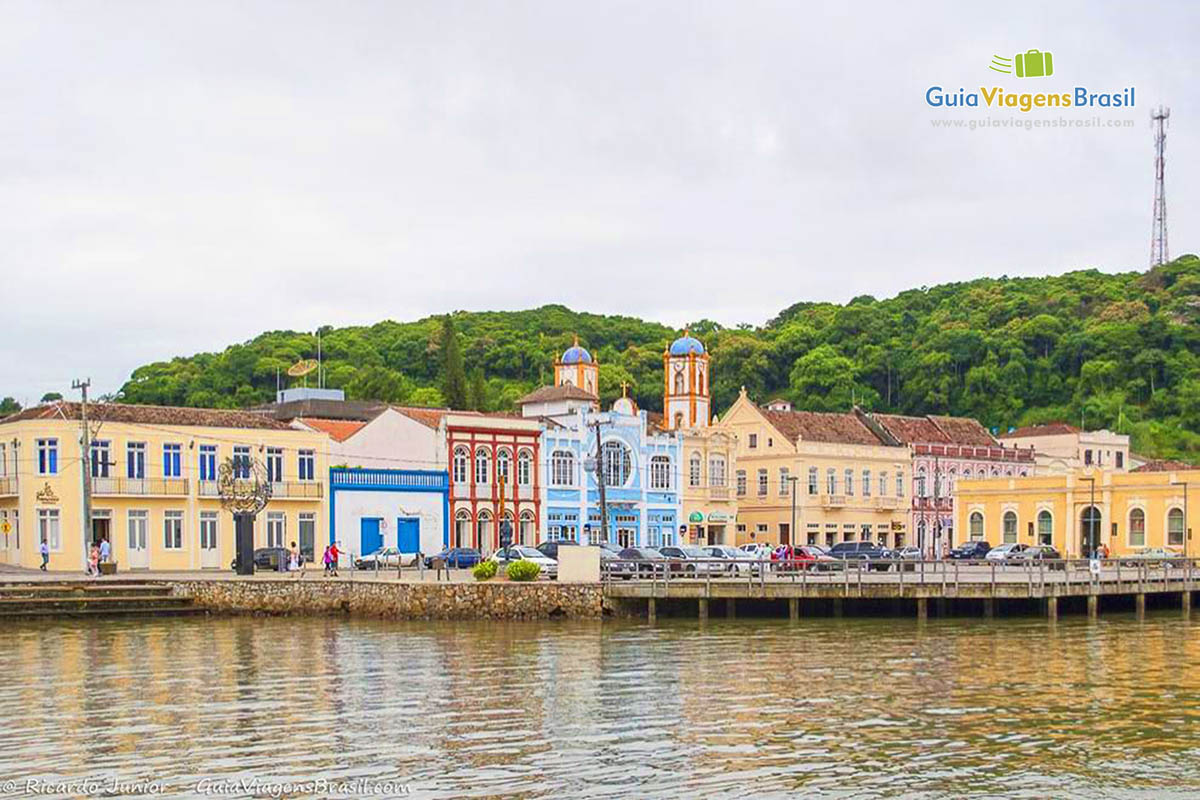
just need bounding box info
[2,0,1195,402]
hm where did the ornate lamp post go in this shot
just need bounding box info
[218,455,272,575]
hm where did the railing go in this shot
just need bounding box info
[822,495,847,507]
[708,486,730,500]
[197,479,323,499]
[0,476,16,496]
[92,477,188,496]
[601,555,1200,595]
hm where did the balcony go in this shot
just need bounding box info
[92,477,188,497]
[823,495,847,507]
[197,480,323,500]
[873,496,903,511]
[0,476,16,496]
[708,486,730,501]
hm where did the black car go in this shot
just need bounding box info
[536,541,563,560]
[949,540,992,561]
[618,547,667,576]
[1014,545,1066,570]
[230,547,291,572]
[828,541,895,570]
[422,547,482,569]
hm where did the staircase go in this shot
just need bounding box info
[0,580,198,617]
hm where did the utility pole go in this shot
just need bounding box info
[1150,105,1170,267]
[72,378,92,571]
[789,475,799,548]
[590,418,609,545]
[932,454,941,558]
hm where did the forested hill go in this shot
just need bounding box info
[108,256,1200,460]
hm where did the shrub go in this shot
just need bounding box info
[506,560,541,582]
[473,560,498,581]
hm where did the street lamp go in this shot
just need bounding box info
[1170,480,1189,557]
[788,475,799,549]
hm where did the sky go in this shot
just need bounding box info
[1,0,1196,403]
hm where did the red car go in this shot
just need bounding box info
[772,544,835,572]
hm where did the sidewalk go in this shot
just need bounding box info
[0,566,481,584]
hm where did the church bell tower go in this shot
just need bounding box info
[663,329,710,430]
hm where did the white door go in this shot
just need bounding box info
[200,513,219,569]
[127,512,149,569]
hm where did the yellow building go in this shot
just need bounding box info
[0,402,329,572]
[716,391,910,549]
[954,464,1196,558]
[678,426,738,545]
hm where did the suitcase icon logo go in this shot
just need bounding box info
[989,50,1054,78]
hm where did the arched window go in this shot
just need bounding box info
[698,370,705,394]
[1081,506,1102,555]
[454,509,470,547]
[650,455,671,490]
[673,371,684,394]
[1037,510,1053,545]
[1003,511,1018,544]
[991,467,1000,477]
[673,412,684,429]
[519,510,535,545]
[476,510,492,551]
[452,447,469,484]
[962,468,972,480]
[916,467,927,498]
[601,441,632,487]
[709,456,727,488]
[551,450,575,486]
[947,467,956,494]
[1129,508,1146,547]
[1168,507,1185,547]
[475,448,490,485]
[689,452,702,487]
[969,512,984,541]
[496,448,511,485]
[517,449,532,486]
[917,520,927,548]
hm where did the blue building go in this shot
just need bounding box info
[519,341,682,549]
[329,467,449,558]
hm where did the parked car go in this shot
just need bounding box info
[985,543,1029,562]
[230,547,291,572]
[1120,547,1182,568]
[659,545,723,575]
[354,547,419,570]
[828,541,895,570]
[702,545,761,575]
[772,544,836,572]
[739,543,773,560]
[423,547,482,569]
[950,541,992,561]
[490,545,558,578]
[595,543,638,579]
[893,546,922,571]
[618,547,667,577]
[1012,545,1065,570]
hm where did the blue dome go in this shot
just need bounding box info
[669,334,705,356]
[561,345,593,365]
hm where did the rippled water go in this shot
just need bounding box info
[2,612,1199,798]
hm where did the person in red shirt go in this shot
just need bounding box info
[327,542,341,577]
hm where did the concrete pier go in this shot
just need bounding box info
[788,597,799,621]
[698,598,709,621]
[647,597,656,622]
[1046,596,1058,620]
[1136,593,1146,618]
[1087,595,1099,618]
[726,598,736,619]
[1184,592,1192,613]
[916,598,928,620]
[832,598,843,618]
[983,598,994,619]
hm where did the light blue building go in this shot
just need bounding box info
[519,341,682,549]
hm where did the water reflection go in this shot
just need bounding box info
[1,613,1198,798]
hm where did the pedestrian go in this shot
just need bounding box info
[289,541,304,579]
[322,544,333,577]
[39,539,49,571]
[328,541,341,577]
[99,536,111,565]
[87,543,100,578]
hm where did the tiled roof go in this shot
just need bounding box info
[928,415,1000,446]
[1,401,293,430]
[296,417,366,443]
[644,410,666,434]
[518,384,598,404]
[762,409,888,446]
[1131,459,1198,473]
[1005,423,1081,438]
[873,414,951,444]
[391,406,458,429]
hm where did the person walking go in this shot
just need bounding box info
[87,543,100,578]
[39,539,49,571]
[99,536,111,565]
[288,541,304,579]
[328,541,341,577]
[322,544,333,577]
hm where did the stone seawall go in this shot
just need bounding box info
[170,579,607,620]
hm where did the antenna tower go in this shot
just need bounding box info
[1150,105,1170,267]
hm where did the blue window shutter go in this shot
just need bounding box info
[49,446,57,474]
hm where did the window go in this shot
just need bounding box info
[1129,508,1146,547]
[748,434,758,449]
[298,449,315,481]
[233,445,251,479]
[1003,511,1017,544]
[879,471,888,496]
[10,510,17,549]
[896,472,905,497]
[199,445,217,482]
[736,470,747,496]
[826,468,836,495]
[862,470,871,497]
[1084,449,1093,466]
[650,456,671,490]
[844,469,854,496]
[265,447,283,483]
[476,511,493,550]
[452,447,468,484]
[969,512,984,541]
[519,510,535,545]
[601,441,631,487]
[709,456,726,487]
[916,468,927,497]
[200,511,219,552]
[163,443,182,478]
[37,439,58,475]
[689,452,702,487]
[496,449,511,485]
[38,508,60,550]
[164,510,183,549]
[266,512,286,548]
[551,450,575,486]
[0,443,5,476]
[1037,510,1053,545]
[90,440,110,478]
[454,510,470,548]
[1168,508,1185,547]
[808,467,818,496]
[779,467,790,496]
[757,469,768,496]
[298,513,315,560]
[475,448,490,485]
[767,438,773,448]
[517,450,532,486]
[1116,452,1124,469]
[126,442,146,479]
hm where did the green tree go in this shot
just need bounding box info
[0,397,20,416]
[439,316,468,410]
[40,392,63,403]
[468,368,488,411]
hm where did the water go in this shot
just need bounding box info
[2,613,1198,799]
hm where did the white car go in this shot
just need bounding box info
[490,545,558,578]
[985,543,1029,561]
[354,547,420,570]
[739,543,773,559]
[703,545,761,575]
